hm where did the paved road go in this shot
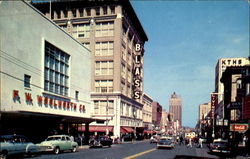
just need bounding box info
[23,141,249,159]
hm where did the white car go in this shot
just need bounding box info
[37,135,78,154]
[0,135,40,159]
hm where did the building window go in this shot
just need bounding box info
[95,61,113,76]
[103,6,107,15]
[24,74,31,88]
[75,91,79,100]
[83,42,90,49]
[95,41,114,56]
[95,80,113,93]
[72,23,90,38]
[79,8,83,17]
[121,81,126,95]
[95,22,114,37]
[94,100,114,115]
[44,41,69,96]
[110,5,115,14]
[86,8,91,16]
[72,9,76,17]
[95,7,100,16]
[121,64,126,79]
[63,10,68,18]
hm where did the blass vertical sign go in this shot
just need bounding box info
[133,43,142,99]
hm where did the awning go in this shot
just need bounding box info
[121,126,134,133]
[80,126,113,132]
[143,130,154,134]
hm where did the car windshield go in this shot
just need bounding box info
[46,137,62,141]
[0,136,13,142]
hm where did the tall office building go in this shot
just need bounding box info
[33,0,148,137]
[169,92,182,128]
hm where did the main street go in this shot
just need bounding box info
[28,141,229,159]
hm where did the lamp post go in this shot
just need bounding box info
[106,95,109,135]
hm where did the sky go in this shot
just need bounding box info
[131,0,249,128]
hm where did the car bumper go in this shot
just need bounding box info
[39,146,54,152]
[157,144,174,148]
[211,149,230,153]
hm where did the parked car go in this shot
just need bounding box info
[89,136,112,148]
[157,137,175,149]
[0,134,40,158]
[209,139,231,154]
[37,135,78,154]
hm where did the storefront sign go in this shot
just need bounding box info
[211,93,218,120]
[228,102,242,109]
[230,123,248,132]
[133,43,142,99]
[12,90,85,112]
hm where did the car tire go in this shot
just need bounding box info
[108,144,111,148]
[72,146,77,152]
[54,147,60,155]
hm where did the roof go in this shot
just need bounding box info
[31,0,148,42]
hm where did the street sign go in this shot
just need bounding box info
[227,102,242,109]
[230,123,248,132]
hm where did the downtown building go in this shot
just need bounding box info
[32,0,148,138]
[142,93,153,134]
[169,92,182,129]
[0,1,96,142]
[214,58,249,119]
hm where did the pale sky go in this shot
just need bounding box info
[131,0,249,127]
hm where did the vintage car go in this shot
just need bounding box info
[37,135,78,154]
[0,134,40,158]
[157,137,175,149]
[209,139,231,154]
[89,136,112,148]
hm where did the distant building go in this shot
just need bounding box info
[199,102,211,120]
[215,58,249,119]
[142,93,153,130]
[169,92,182,128]
[152,101,162,130]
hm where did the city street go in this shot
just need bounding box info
[23,141,233,159]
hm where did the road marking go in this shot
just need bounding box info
[123,148,156,159]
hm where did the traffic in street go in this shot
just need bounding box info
[16,139,248,159]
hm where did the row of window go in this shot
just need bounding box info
[69,22,114,38]
[94,100,114,115]
[51,6,116,19]
[120,102,142,119]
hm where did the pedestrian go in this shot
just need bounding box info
[199,138,203,148]
[180,136,183,146]
[188,138,192,148]
[70,135,74,142]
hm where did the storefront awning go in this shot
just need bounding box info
[121,126,134,133]
[143,130,154,134]
[80,126,113,133]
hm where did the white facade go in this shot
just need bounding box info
[0,1,91,119]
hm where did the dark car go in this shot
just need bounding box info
[157,137,175,149]
[209,139,231,154]
[89,136,112,148]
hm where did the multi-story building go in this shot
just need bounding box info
[169,92,182,128]
[161,109,168,133]
[215,58,249,119]
[152,101,162,130]
[199,102,211,120]
[0,1,94,142]
[221,65,250,139]
[33,0,148,137]
[142,93,153,131]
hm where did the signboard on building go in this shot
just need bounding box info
[211,93,218,120]
[230,123,248,132]
[133,43,142,99]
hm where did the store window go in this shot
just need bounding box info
[44,41,69,96]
